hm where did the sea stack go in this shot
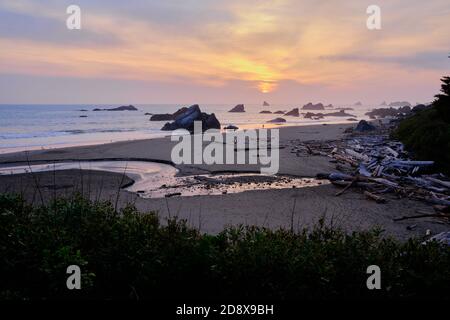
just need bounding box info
[228,104,245,112]
[160,104,220,132]
[284,108,300,117]
[302,103,325,110]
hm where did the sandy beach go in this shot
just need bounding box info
[0,123,447,240]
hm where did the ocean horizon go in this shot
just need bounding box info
[0,103,374,153]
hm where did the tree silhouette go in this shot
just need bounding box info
[434,76,450,122]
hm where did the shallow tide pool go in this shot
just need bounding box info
[0,161,328,198]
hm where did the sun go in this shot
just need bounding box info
[257,81,277,93]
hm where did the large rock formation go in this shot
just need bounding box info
[228,104,245,112]
[263,101,270,107]
[324,110,356,117]
[365,106,411,119]
[389,101,412,107]
[285,108,300,117]
[304,112,324,119]
[267,117,286,123]
[355,120,376,132]
[224,124,239,130]
[273,110,286,114]
[161,105,220,132]
[302,103,325,110]
[150,114,175,121]
[93,105,138,111]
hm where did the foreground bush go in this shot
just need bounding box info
[1,193,449,300]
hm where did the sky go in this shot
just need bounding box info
[0,0,449,105]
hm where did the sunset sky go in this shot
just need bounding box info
[0,0,449,104]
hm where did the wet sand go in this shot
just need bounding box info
[0,123,447,240]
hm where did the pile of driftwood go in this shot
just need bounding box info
[292,133,450,223]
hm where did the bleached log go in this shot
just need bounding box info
[384,147,399,158]
[345,149,370,162]
[358,164,371,177]
[390,160,434,167]
[369,178,399,188]
[424,177,450,189]
[364,191,387,203]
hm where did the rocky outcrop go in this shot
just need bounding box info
[150,114,174,121]
[263,101,270,107]
[365,106,411,119]
[267,117,286,123]
[324,110,356,117]
[355,120,376,132]
[260,110,272,114]
[335,107,354,111]
[302,103,325,110]
[228,104,245,112]
[150,106,200,122]
[160,105,220,132]
[304,112,324,120]
[224,125,239,130]
[273,110,286,114]
[93,105,138,111]
[284,108,299,117]
[389,101,411,107]
[380,101,387,106]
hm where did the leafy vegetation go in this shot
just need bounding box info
[1,193,449,300]
[394,76,450,173]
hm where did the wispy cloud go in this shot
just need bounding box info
[0,0,448,103]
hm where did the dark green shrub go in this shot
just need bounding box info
[394,76,450,174]
[1,193,449,300]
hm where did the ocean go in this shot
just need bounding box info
[0,103,374,154]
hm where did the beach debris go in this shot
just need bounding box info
[364,191,387,203]
[426,231,450,246]
[293,125,450,223]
